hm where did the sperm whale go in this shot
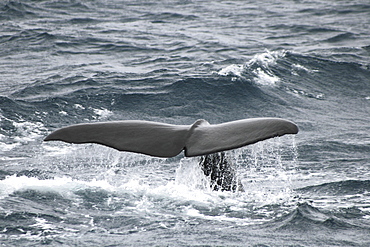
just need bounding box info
[44,118,298,191]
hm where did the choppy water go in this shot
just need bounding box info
[1,0,370,246]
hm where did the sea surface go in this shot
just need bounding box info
[1,0,370,246]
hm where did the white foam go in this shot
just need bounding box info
[217,64,244,77]
[247,50,285,86]
[0,142,20,152]
[59,111,68,116]
[73,104,85,110]
[291,63,319,75]
[252,67,280,85]
[247,50,286,68]
[31,218,56,231]
[0,175,115,200]
[42,143,75,156]
[92,108,113,119]
[0,120,47,151]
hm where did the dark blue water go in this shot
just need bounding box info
[1,0,370,246]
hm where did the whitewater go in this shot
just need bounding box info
[1,0,370,246]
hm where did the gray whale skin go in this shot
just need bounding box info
[44,118,298,158]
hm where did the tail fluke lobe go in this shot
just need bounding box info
[185,118,298,157]
[44,120,189,158]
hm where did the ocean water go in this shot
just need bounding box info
[1,0,370,246]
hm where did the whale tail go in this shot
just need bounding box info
[44,118,298,158]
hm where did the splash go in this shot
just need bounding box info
[230,136,298,204]
[175,157,211,192]
[3,135,299,226]
[174,136,298,206]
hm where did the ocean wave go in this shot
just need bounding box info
[218,50,370,105]
[0,210,64,237]
[0,1,38,20]
[1,49,368,130]
[0,29,56,55]
[68,17,100,25]
[272,202,365,231]
[143,12,199,23]
[0,175,368,241]
[0,106,46,139]
[297,180,370,196]
[324,32,356,43]
[0,175,114,200]
[298,4,370,16]
[42,0,91,13]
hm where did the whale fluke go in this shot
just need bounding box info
[44,118,298,157]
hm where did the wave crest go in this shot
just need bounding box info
[218,50,286,86]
